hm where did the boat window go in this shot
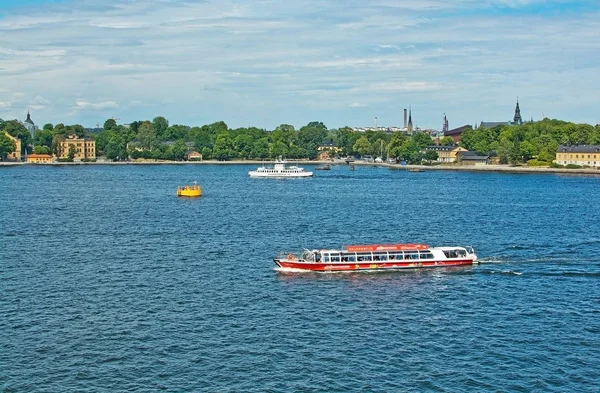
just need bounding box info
[419,252,434,259]
[346,254,356,262]
[323,254,330,262]
[457,249,467,257]
[356,252,372,262]
[443,250,459,258]
[405,251,419,260]
[373,253,387,261]
[330,253,341,262]
[389,253,402,260]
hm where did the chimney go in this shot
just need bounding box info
[403,109,407,128]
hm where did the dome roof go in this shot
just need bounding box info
[24,111,34,124]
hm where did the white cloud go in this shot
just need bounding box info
[0,0,598,129]
[29,95,51,110]
[75,99,119,110]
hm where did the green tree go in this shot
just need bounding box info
[105,134,127,161]
[2,120,31,155]
[168,139,187,161]
[42,123,54,131]
[270,141,289,158]
[34,129,53,148]
[67,145,76,161]
[137,121,157,149]
[424,150,439,163]
[152,116,169,139]
[412,132,433,149]
[520,140,536,162]
[298,121,328,159]
[0,133,16,160]
[234,134,254,158]
[33,145,51,154]
[353,136,372,156]
[251,137,270,159]
[212,133,234,160]
[103,118,117,131]
[387,133,407,159]
[439,136,455,146]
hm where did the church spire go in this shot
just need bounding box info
[513,98,522,125]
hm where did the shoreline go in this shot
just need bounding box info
[2,159,600,175]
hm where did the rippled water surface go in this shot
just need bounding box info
[1,164,599,392]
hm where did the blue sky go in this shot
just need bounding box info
[1,0,599,130]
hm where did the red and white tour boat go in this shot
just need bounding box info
[274,244,477,272]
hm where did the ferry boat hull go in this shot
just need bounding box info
[248,157,313,178]
[249,171,313,178]
[274,244,477,272]
[274,258,474,272]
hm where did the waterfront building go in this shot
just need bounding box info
[186,151,203,161]
[457,151,490,165]
[444,125,472,144]
[425,145,468,163]
[57,134,96,161]
[3,132,22,161]
[26,154,53,164]
[554,145,600,168]
[317,143,343,160]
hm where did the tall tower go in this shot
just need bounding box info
[403,109,407,129]
[24,111,37,144]
[513,98,522,125]
[407,106,413,133]
[442,113,449,133]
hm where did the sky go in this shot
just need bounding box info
[1,0,599,131]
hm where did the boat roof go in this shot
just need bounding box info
[345,244,429,252]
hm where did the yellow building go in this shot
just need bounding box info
[27,154,53,164]
[554,145,600,168]
[4,132,21,161]
[58,134,96,161]
[426,145,468,163]
[317,145,342,160]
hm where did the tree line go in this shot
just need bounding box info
[460,119,600,165]
[2,116,599,164]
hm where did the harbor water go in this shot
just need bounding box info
[1,164,599,392]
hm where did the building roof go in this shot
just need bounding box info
[24,111,34,125]
[459,151,489,160]
[479,121,510,129]
[444,125,471,137]
[557,145,600,153]
[426,145,465,152]
[4,131,19,141]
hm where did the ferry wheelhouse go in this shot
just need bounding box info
[274,244,477,272]
[248,157,313,178]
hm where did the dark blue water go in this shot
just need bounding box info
[1,164,599,392]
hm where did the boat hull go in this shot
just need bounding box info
[248,172,313,178]
[274,258,474,272]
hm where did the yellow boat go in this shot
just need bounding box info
[177,182,202,197]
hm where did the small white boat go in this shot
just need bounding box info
[248,157,313,178]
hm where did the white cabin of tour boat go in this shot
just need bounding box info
[274,243,478,272]
[248,157,313,178]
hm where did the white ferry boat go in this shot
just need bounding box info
[248,157,313,178]
[274,243,477,272]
